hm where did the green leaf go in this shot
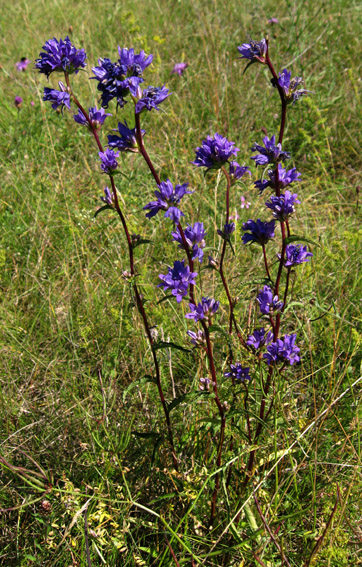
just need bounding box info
[157,294,175,305]
[153,341,191,353]
[167,391,206,413]
[208,324,232,340]
[94,204,114,218]
[133,238,153,249]
[285,235,319,247]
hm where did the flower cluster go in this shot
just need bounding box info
[282,244,313,266]
[224,363,251,382]
[263,334,300,365]
[251,135,290,166]
[255,164,301,194]
[36,36,86,77]
[91,47,153,107]
[237,39,267,64]
[107,121,144,152]
[192,133,239,170]
[135,85,171,114]
[144,179,192,223]
[275,69,309,104]
[74,106,111,129]
[43,83,71,111]
[99,148,119,174]
[265,190,300,221]
[158,260,197,303]
[172,222,206,262]
[257,286,283,315]
[242,219,275,246]
[185,297,219,322]
[229,161,251,180]
[246,328,273,350]
[187,329,205,346]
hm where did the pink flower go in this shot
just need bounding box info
[15,58,31,71]
[240,196,251,209]
[171,62,188,76]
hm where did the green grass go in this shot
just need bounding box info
[1,0,362,565]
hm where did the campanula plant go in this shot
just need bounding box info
[37,31,313,559]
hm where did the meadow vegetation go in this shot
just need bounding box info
[1,0,362,565]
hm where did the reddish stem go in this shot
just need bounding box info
[66,77,178,470]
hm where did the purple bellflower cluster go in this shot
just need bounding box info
[224,363,251,382]
[144,179,192,223]
[91,48,153,107]
[265,190,300,221]
[242,219,275,246]
[172,222,206,262]
[257,286,283,315]
[282,244,313,266]
[74,106,111,129]
[192,133,239,170]
[255,163,301,194]
[36,36,86,77]
[158,260,197,303]
[237,39,267,64]
[16,57,31,72]
[185,297,220,322]
[108,121,144,151]
[229,161,251,180]
[135,85,171,114]
[43,83,71,111]
[251,135,290,166]
[247,328,273,350]
[264,334,301,365]
[275,69,309,104]
[99,148,119,174]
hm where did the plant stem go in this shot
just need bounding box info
[66,78,178,470]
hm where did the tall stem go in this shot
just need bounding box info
[66,78,178,470]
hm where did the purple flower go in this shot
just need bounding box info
[172,222,206,263]
[172,62,188,76]
[229,161,251,180]
[74,106,111,129]
[36,36,86,77]
[251,135,290,166]
[100,186,113,205]
[108,121,144,152]
[263,333,300,365]
[144,179,192,220]
[255,163,301,194]
[185,297,219,322]
[265,190,300,221]
[16,57,31,71]
[237,39,267,64]
[247,328,273,350]
[43,84,71,110]
[187,329,205,346]
[135,85,171,114]
[282,244,313,266]
[91,48,153,108]
[217,222,235,241]
[99,148,119,174]
[158,260,197,303]
[267,18,279,24]
[192,133,239,170]
[164,206,184,223]
[224,363,251,382]
[275,69,309,104]
[14,96,23,108]
[242,219,275,246]
[257,286,283,315]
